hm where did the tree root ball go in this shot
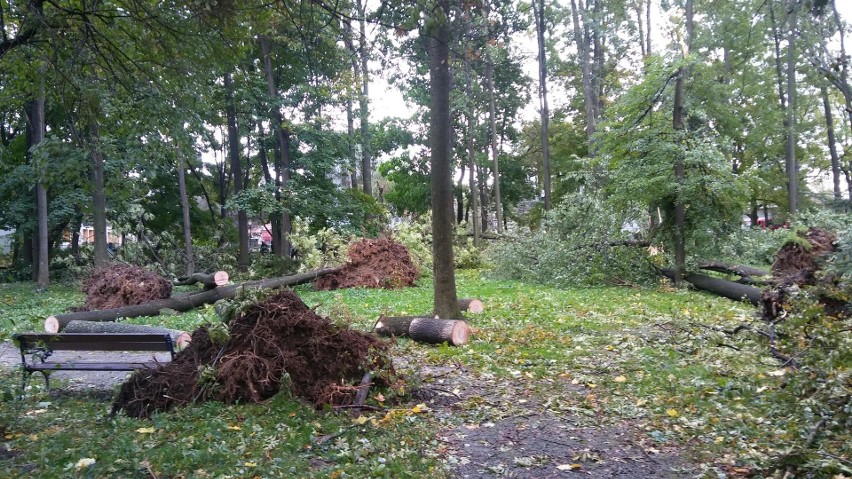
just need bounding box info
[79,264,173,311]
[112,290,395,418]
[772,227,836,287]
[313,237,419,290]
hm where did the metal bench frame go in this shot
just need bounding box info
[13,332,175,397]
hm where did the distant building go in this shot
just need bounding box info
[0,228,13,255]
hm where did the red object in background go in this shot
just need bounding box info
[261,230,272,243]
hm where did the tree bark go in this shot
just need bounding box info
[821,85,842,203]
[533,0,552,210]
[571,0,596,143]
[173,271,229,289]
[785,0,798,215]
[697,262,769,278]
[672,0,692,288]
[224,72,250,272]
[26,86,48,288]
[177,147,195,276]
[89,119,108,269]
[373,315,418,337]
[485,34,503,233]
[428,1,462,320]
[661,269,761,305]
[258,35,292,257]
[357,0,372,196]
[464,36,481,247]
[44,268,338,333]
[63,320,192,349]
[343,18,359,190]
[409,318,470,346]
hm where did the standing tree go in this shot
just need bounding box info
[533,0,552,210]
[427,0,462,319]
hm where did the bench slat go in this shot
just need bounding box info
[14,333,174,352]
[26,362,162,372]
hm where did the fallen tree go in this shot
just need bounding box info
[661,268,762,305]
[62,320,192,349]
[45,268,339,333]
[172,271,229,289]
[697,262,769,278]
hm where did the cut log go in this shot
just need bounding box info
[661,268,761,305]
[373,316,420,337]
[45,268,340,333]
[173,271,229,289]
[350,372,373,417]
[408,318,470,346]
[458,298,484,314]
[63,320,192,349]
[698,262,769,278]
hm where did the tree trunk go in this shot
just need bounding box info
[534,0,552,210]
[409,318,470,346]
[821,85,842,203]
[785,0,798,215]
[357,0,372,196]
[485,38,503,233]
[258,35,292,257]
[672,0,692,288]
[464,42,481,246]
[177,147,195,276]
[173,271,229,289]
[26,90,48,288]
[344,18,359,189]
[661,269,761,305]
[428,1,462,320]
[571,0,595,144]
[63,320,192,349]
[89,119,108,270]
[44,268,339,333]
[224,72,250,272]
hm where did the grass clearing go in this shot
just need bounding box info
[0,270,848,477]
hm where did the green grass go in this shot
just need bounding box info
[0,270,848,477]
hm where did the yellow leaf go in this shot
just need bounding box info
[375,393,385,403]
[244,462,257,467]
[635,399,647,406]
[714,437,724,444]
[353,415,369,425]
[614,375,627,383]
[411,403,429,413]
[227,425,242,431]
[666,409,679,417]
[136,427,156,434]
[767,369,786,377]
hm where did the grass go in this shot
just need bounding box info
[0,270,848,478]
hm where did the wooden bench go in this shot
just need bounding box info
[13,333,175,396]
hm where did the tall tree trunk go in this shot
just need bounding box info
[785,0,798,215]
[428,0,461,320]
[636,3,646,58]
[464,37,481,246]
[571,0,596,144]
[176,146,194,276]
[357,0,372,196]
[485,46,503,233]
[89,119,108,270]
[457,163,466,224]
[821,85,842,203]
[26,88,48,288]
[224,72,250,272]
[672,0,692,288]
[343,18,360,189]
[645,0,652,55]
[258,35,292,257]
[533,0,552,210]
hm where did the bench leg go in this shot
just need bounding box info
[40,371,51,392]
[19,370,33,400]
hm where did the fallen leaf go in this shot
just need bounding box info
[411,403,429,413]
[227,425,242,431]
[666,409,679,417]
[767,369,786,377]
[353,415,369,425]
[614,375,628,383]
[136,427,156,434]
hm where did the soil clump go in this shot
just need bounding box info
[78,264,172,311]
[771,227,836,287]
[314,237,418,290]
[111,290,393,418]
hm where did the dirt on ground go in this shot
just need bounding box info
[111,290,395,419]
[78,264,172,311]
[314,237,418,290]
[771,227,836,287]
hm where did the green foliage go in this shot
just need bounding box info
[378,153,431,217]
[487,192,657,287]
[288,217,356,272]
[712,227,790,268]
